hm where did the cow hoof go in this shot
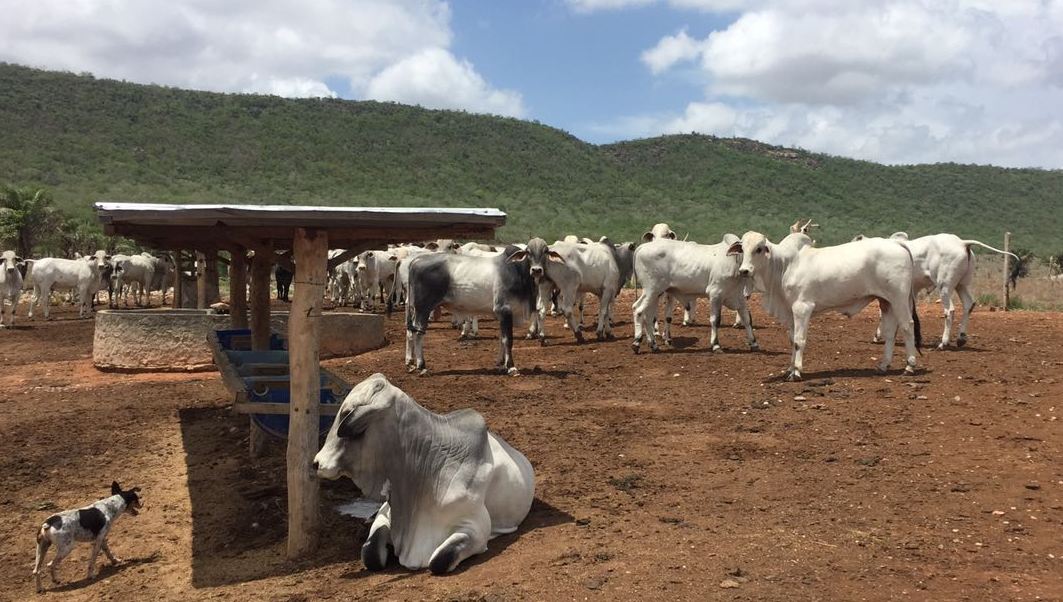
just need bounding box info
[956,336,967,347]
[525,333,536,340]
[904,365,916,375]
[650,345,660,353]
[712,345,723,353]
[682,320,694,327]
[662,338,672,347]
[871,337,882,344]
[507,367,520,376]
[539,337,547,347]
[749,342,760,351]
[935,341,947,350]
[875,366,889,375]
[632,343,641,354]
[785,372,801,382]
[418,369,429,377]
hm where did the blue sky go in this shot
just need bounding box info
[447,2,730,142]
[2,0,1063,167]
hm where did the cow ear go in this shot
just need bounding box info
[365,252,373,258]
[388,255,398,262]
[666,232,677,240]
[726,242,743,256]
[112,481,121,495]
[425,242,439,251]
[641,232,654,243]
[626,243,636,251]
[546,251,565,263]
[450,243,461,250]
[337,409,370,439]
[507,250,528,263]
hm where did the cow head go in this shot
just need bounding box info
[314,374,399,499]
[511,238,563,281]
[642,223,677,243]
[90,249,109,271]
[357,251,372,271]
[728,231,771,279]
[1,250,19,276]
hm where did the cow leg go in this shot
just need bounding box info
[660,295,678,345]
[956,284,975,347]
[734,301,758,350]
[877,302,899,373]
[789,302,813,381]
[428,529,487,575]
[362,505,393,571]
[937,285,955,349]
[631,292,647,352]
[471,316,479,337]
[498,307,519,375]
[556,288,583,343]
[682,298,695,326]
[708,297,724,352]
[872,302,885,343]
[42,286,52,320]
[596,290,614,339]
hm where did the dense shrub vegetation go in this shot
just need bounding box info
[2,63,1061,254]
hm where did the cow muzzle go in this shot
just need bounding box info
[530,266,544,279]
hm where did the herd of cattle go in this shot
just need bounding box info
[7,220,1024,580]
[1,220,1017,382]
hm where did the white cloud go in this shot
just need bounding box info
[641,30,703,74]
[566,0,657,13]
[613,0,1063,167]
[0,0,522,114]
[365,48,525,117]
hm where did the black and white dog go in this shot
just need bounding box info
[33,481,142,593]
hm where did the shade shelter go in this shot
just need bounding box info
[95,202,506,559]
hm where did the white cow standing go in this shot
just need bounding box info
[632,236,757,353]
[729,231,921,380]
[111,253,157,307]
[1,250,24,328]
[526,239,623,342]
[28,251,109,319]
[314,374,535,574]
[874,232,1017,349]
[356,250,398,313]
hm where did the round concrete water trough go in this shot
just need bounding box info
[93,309,386,372]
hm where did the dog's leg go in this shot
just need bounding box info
[48,540,73,585]
[33,535,51,593]
[87,536,104,579]
[102,539,121,564]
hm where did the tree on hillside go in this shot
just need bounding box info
[0,185,59,257]
[52,215,106,257]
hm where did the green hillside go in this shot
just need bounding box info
[2,63,1061,252]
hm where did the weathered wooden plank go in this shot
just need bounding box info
[229,248,248,329]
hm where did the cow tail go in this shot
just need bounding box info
[899,241,922,354]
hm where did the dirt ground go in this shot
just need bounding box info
[0,291,1060,601]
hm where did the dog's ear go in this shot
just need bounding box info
[112,481,121,495]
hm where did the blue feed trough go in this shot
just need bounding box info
[210,329,349,441]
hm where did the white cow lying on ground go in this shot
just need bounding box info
[730,231,921,380]
[28,251,109,319]
[314,374,535,574]
[854,232,1018,349]
[1,250,23,328]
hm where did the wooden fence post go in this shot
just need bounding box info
[171,250,183,310]
[1003,232,1011,311]
[287,227,326,559]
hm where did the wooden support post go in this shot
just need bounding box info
[248,245,274,458]
[171,251,183,310]
[196,250,208,310]
[287,227,326,559]
[204,248,220,306]
[229,248,248,329]
[250,246,274,351]
[1002,231,1012,312]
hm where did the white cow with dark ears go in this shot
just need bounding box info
[1,250,24,328]
[729,231,921,380]
[33,481,142,593]
[314,374,534,574]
